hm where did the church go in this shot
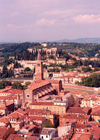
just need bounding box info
[23,52,63,107]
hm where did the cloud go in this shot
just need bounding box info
[73,15,100,23]
[43,10,73,16]
[11,12,19,17]
[0,24,22,32]
[0,0,100,42]
[36,18,56,26]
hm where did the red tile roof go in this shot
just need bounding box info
[25,109,54,115]
[73,103,80,107]
[30,101,54,106]
[82,107,91,114]
[0,117,9,124]
[71,133,92,140]
[66,107,86,114]
[6,109,27,119]
[91,110,100,116]
[0,127,9,139]
[60,113,90,120]
[28,80,51,90]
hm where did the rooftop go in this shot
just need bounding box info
[66,107,86,114]
[41,128,56,135]
[60,113,90,120]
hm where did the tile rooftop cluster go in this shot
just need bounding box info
[1,50,100,139]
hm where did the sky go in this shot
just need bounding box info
[0,0,100,42]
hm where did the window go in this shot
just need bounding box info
[46,135,48,138]
[42,136,43,138]
[27,94,30,98]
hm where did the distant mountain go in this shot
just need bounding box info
[0,42,16,44]
[56,38,100,44]
[1,38,100,44]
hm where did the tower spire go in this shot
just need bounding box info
[37,51,41,60]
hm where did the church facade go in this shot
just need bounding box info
[23,52,62,107]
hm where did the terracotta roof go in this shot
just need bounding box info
[71,133,92,140]
[6,101,14,106]
[0,95,17,101]
[30,101,54,106]
[7,134,24,140]
[0,117,9,124]
[73,103,80,107]
[24,115,45,121]
[0,88,23,94]
[16,109,27,115]
[91,110,100,116]
[91,126,100,140]
[28,80,51,90]
[66,107,86,114]
[60,113,90,120]
[25,109,54,115]
[82,107,91,114]
[0,103,6,109]
[0,127,9,139]
[6,109,27,119]
[82,96,98,102]
[75,123,90,129]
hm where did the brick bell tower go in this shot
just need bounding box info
[36,51,43,80]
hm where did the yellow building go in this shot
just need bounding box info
[91,110,100,123]
[30,101,68,115]
[56,58,66,65]
[26,109,55,126]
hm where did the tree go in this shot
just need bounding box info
[43,64,47,69]
[2,65,8,78]
[22,51,30,60]
[14,61,22,68]
[0,81,11,89]
[78,73,100,87]
[42,120,54,128]
[3,58,15,66]
[23,81,31,90]
[8,68,14,78]
[24,67,31,71]
[30,50,35,60]
[83,66,92,72]
[49,55,56,60]
[12,82,23,90]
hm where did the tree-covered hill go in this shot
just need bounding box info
[0,42,100,59]
[47,42,100,58]
[0,42,40,59]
